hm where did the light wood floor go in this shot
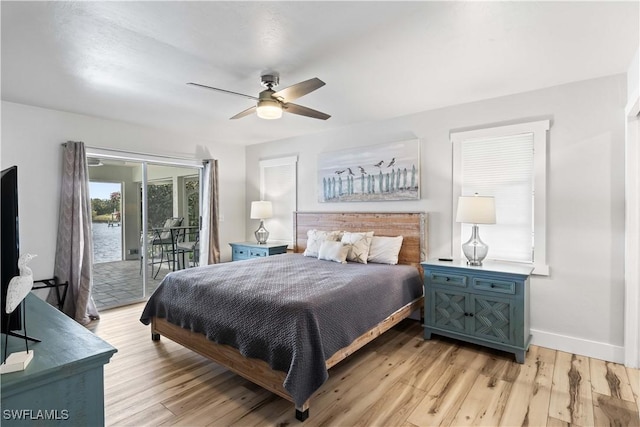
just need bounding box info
[91,302,640,427]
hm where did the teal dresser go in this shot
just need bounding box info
[229,241,288,261]
[1,294,117,426]
[422,259,533,363]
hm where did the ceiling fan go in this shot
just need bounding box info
[187,73,330,121]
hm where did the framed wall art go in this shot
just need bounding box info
[318,139,420,203]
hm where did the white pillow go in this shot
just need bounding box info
[341,231,374,264]
[317,240,349,264]
[303,229,341,257]
[367,236,403,265]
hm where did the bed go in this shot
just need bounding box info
[140,211,427,421]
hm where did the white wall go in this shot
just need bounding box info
[0,101,246,278]
[627,49,639,107]
[246,74,628,363]
[624,48,640,368]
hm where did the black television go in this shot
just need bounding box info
[1,165,21,334]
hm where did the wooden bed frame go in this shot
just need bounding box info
[150,211,427,421]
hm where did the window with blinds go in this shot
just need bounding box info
[451,120,550,274]
[460,133,534,263]
[259,156,297,248]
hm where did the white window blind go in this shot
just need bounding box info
[460,133,534,263]
[260,156,297,248]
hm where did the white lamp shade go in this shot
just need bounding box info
[456,195,496,224]
[250,201,273,219]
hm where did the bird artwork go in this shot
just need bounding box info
[319,139,419,203]
[6,254,37,314]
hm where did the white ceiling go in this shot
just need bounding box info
[1,1,638,146]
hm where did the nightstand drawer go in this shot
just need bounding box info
[249,248,268,257]
[232,247,250,260]
[472,278,516,294]
[429,272,467,288]
[229,242,288,262]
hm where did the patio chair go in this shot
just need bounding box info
[140,217,183,278]
[175,227,200,270]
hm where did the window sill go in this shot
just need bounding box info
[487,259,550,276]
[532,264,550,276]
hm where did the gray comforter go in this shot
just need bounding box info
[140,253,422,406]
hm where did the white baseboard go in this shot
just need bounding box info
[531,328,625,364]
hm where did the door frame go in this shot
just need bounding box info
[86,147,203,304]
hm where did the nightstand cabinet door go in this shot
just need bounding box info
[430,289,515,345]
[430,288,467,334]
[422,260,532,364]
[471,293,514,345]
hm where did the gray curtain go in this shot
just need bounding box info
[199,159,221,265]
[50,141,99,324]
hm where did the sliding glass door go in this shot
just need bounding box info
[88,153,202,310]
[88,158,145,309]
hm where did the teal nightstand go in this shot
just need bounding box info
[422,259,533,363]
[229,241,288,261]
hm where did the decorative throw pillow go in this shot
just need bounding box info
[317,240,349,264]
[158,217,183,241]
[341,231,374,264]
[367,236,404,265]
[303,229,341,258]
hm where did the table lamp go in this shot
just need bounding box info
[250,201,273,244]
[456,194,496,266]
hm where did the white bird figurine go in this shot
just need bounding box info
[5,254,37,314]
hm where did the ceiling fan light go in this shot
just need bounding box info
[256,99,282,120]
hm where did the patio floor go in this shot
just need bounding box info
[93,260,171,310]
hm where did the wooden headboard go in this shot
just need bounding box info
[293,212,427,269]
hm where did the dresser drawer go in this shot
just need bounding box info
[428,271,467,288]
[472,277,516,295]
[249,248,268,258]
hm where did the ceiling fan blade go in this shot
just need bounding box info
[283,103,331,120]
[230,105,257,120]
[272,78,325,102]
[187,82,259,101]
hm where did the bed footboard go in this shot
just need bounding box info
[151,317,302,400]
[149,296,422,421]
